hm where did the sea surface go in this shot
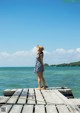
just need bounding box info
[0,66,80,98]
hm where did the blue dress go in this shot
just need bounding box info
[34,57,43,74]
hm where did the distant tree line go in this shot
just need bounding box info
[44,61,80,67]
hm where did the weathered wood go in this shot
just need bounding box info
[57,105,70,113]
[68,99,80,106]
[9,105,23,113]
[27,88,35,104]
[7,89,22,104]
[35,105,45,113]
[11,89,17,91]
[41,90,64,104]
[49,87,74,98]
[3,89,17,96]
[48,87,68,90]
[41,90,54,104]
[17,89,28,104]
[48,90,64,104]
[3,89,11,96]
[0,105,12,113]
[3,89,11,92]
[22,105,33,113]
[1,87,80,113]
[35,89,45,105]
[54,90,80,113]
[13,89,22,96]
[0,96,9,104]
[58,89,74,98]
[46,105,58,113]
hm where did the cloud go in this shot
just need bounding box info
[44,48,80,64]
[12,51,29,57]
[0,47,37,58]
[0,47,80,66]
[76,48,80,52]
[0,52,10,57]
[55,48,75,54]
[55,48,66,54]
[31,47,37,54]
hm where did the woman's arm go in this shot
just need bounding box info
[40,54,44,71]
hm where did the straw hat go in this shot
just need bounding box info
[37,45,44,52]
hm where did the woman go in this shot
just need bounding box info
[34,45,46,90]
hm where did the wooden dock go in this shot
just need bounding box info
[0,88,80,113]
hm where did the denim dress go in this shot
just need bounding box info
[34,57,43,74]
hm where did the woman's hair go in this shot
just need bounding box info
[37,45,44,52]
[37,46,44,61]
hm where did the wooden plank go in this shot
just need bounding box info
[9,105,23,113]
[35,89,45,105]
[47,90,64,104]
[41,90,64,104]
[57,105,70,113]
[11,89,17,91]
[11,89,17,93]
[17,88,28,104]
[58,88,72,92]
[13,89,22,96]
[3,89,12,96]
[0,96,9,104]
[48,87,68,90]
[22,105,33,113]
[27,88,35,104]
[3,89,17,96]
[68,99,80,106]
[4,89,11,91]
[7,89,22,104]
[41,90,54,104]
[54,90,72,103]
[54,90,80,113]
[35,105,45,113]
[0,105,12,113]
[46,105,58,113]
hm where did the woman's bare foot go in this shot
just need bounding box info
[41,86,48,88]
[41,86,46,90]
[36,87,42,90]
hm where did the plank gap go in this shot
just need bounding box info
[15,89,23,104]
[40,90,47,104]
[26,89,29,104]
[33,105,35,113]
[56,105,59,113]
[8,105,13,113]
[34,89,37,104]
[27,88,35,104]
[67,105,71,112]
[45,105,47,113]
[20,104,24,113]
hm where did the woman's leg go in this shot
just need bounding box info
[37,72,42,88]
[41,72,46,88]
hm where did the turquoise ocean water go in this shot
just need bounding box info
[0,66,80,98]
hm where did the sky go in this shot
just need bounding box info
[0,0,80,66]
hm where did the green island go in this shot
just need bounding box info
[44,61,80,67]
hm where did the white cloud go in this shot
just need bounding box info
[76,48,80,52]
[0,52,10,57]
[0,47,80,66]
[31,47,37,54]
[67,49,74,54]
[12,51,29,57]
[55,48,66,54]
